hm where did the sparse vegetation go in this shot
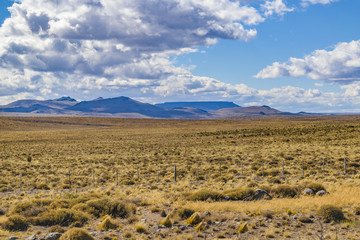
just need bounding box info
[1,116,360,239]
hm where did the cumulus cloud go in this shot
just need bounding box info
[0,0,267,103]
[261,0,294,17]
[255,40,360,82]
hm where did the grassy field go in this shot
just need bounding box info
[1,116,360,239]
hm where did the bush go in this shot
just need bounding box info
[31,209,89,226]
[178,208,195,219]
[98,216,118,231]
[223,188,255,201]
[185,213,202,226]
[188,190,223,201]
[317,205,345,223]
[1,215,29,231]
[134,224,147,233]
[160,215,172,228]
[306,183,326,193]
[122,180,135,185]
[195,221,207,232]
[60,228,94,240]
[86,199,135,218]
[271,185,298,198]
[12,200,50,217]
[48,225,66,233]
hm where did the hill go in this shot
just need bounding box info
[155,101,239,111]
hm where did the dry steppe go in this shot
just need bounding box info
[1,116,360,239]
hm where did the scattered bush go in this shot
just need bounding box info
[31,209,89,226]
[98,216,118,231]
[59,228,94,240]
[271,185,298,198]
[306,183,326,193]
[48,225,66,233]
[317,205,345,223]
[188,190,223,201]
[1,215,29,231]
[178,208,195,219]
[186,213,202,226]
[160,215,172,228]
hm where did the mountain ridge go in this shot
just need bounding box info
[0,96,315,119]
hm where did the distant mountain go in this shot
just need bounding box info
[211,105,294,118]
[67,96,209,118]
[155,101,239,111]
[0,96,315,119]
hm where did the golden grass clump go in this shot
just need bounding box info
[160,215,172,228]
[59,228,94,240]
[134,223,147,233]
[186,212,202,226]
[317,205,345,223]
[31,209,90,227]
[188,190,223,201]
[98,216,118,231]
[238,222,249,233]
[178,208,195,219]
[194,221,207,232]
[1,215,29,231]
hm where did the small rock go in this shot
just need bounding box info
[141,218,146,222]
[45,232,62,240]
[178,225,186,231]
[204,211,211,216]
[234,218,240,222]
[90,232,97,236]
[24,235,37,240]
[316,190,327,196]
[158,225,166,229]
[224,196,230,201]
[292,216,297,220]
[215,221,220,225]
[9,237,20,240]
[304,188,314,195]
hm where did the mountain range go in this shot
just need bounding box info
[0,96,315,119]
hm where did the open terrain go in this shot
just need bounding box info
[1,116,360,239]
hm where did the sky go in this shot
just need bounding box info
[0,0,359,113]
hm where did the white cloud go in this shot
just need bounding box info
[261,0,294,17]
[255,40,360,82]
[301,0,340,6]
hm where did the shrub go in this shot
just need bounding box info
[12,200,49,217]
[160,215,172,228]
[306,183,326,193]
[238,222,249,233]
[49,200,70,209]
[134,224,147,233]
[48,225,66,233]
[122,180,135,185]
[223,188,255,201]
[0,207,5,216]
[188,190,223,201]
[1,215,29,231]
[86,199,135,218]
[32,209,89,226]
[98,216,118,231]
[317,205,345,223]
[185,213,202,226]
[60,228,94,240]
[178,208,195,219]
[271,185,298,198]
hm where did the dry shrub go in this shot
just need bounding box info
[1,215,29,231]
[31,209,90,226]
[194,221,207,232]
[223,188,255,200]
[186,213,202,226]
[60,228,94,240]
[271,185,298,198]
[317,205,345,223]
[98,216,118,231]
[160,215,172,228]
[178,208,195,219]
[134,223,147,233]
[238,222,249,233]
[188,190,223,201]
[86,199,135,218]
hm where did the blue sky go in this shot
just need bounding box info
[0,0,360,112]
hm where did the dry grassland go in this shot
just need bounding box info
[1,116,360,239]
